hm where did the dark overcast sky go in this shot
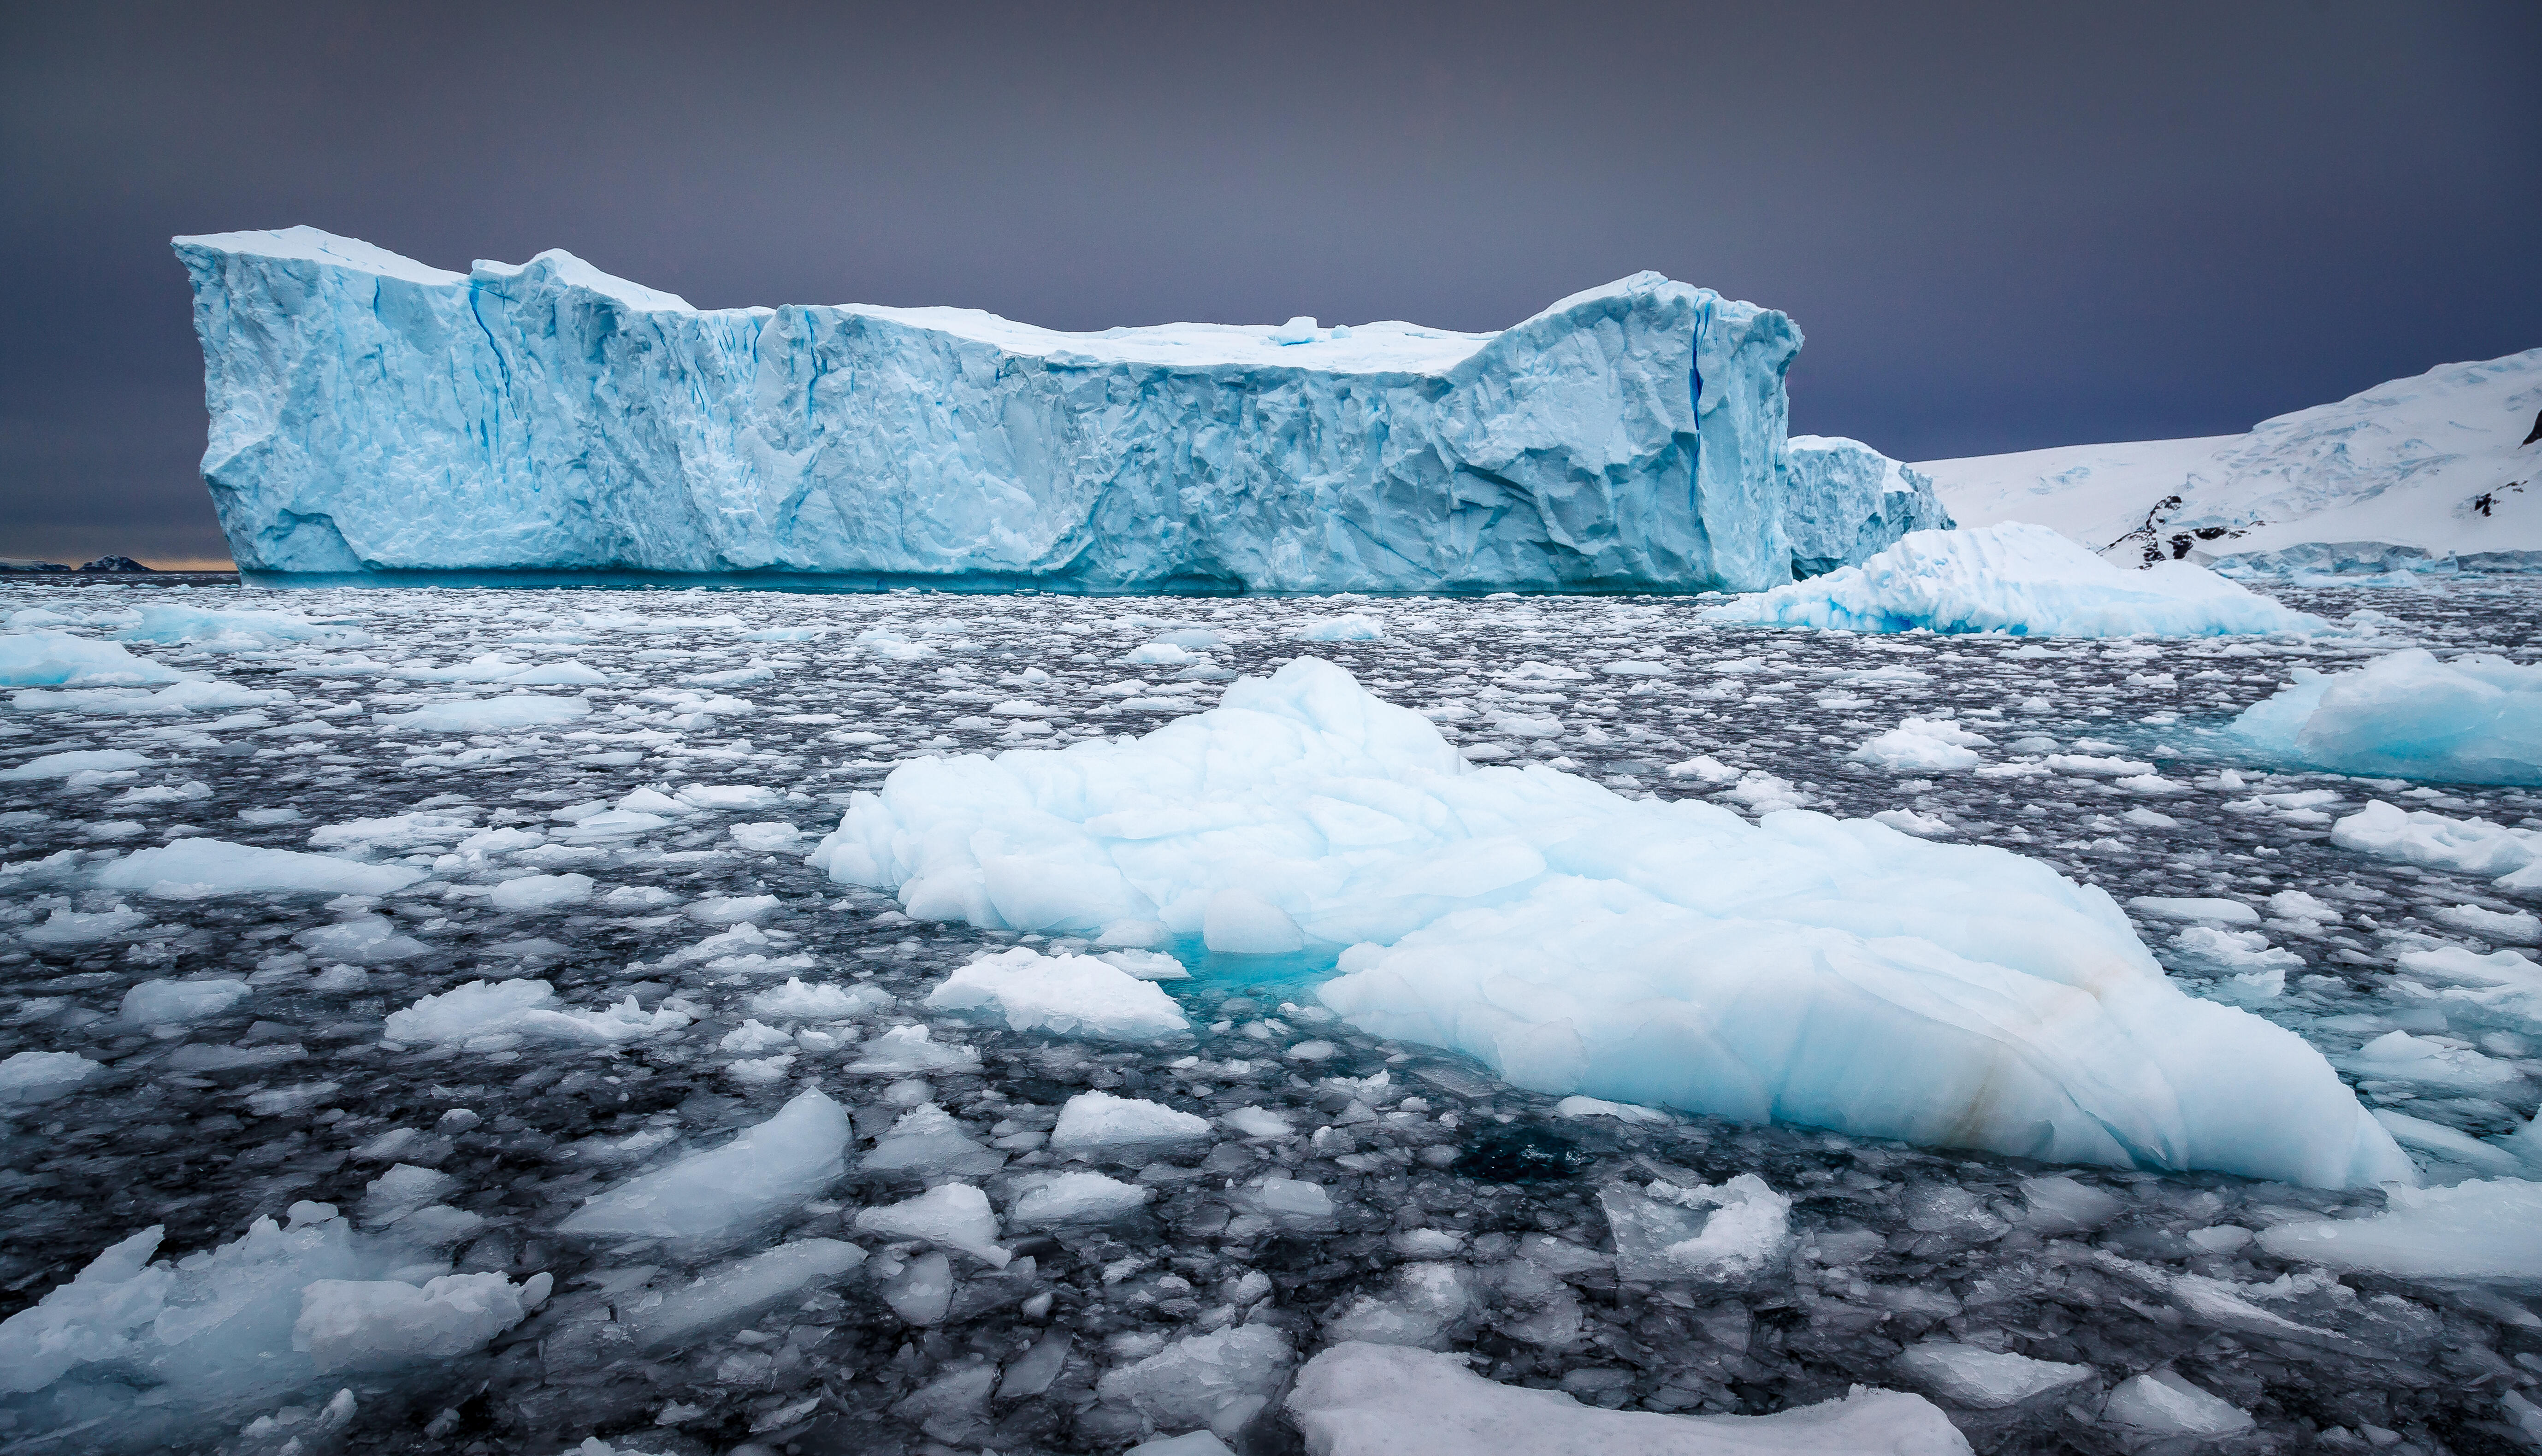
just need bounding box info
[4,1,2536,566]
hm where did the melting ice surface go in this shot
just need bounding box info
[2230,647,2542,785]
[816,657,2406,1186]
[0,578,2539,1453]
[1703,522,2326,637]
[170,227,1960,595]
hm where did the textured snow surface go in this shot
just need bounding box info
[168,228,1964,594]
[4,575,2541,1454]
[2232,648,2542,784]
[1781,436,1956,578]
[1285,1341,1970,1455]
[1921,348,2542,575]
[1702,524,2324,637]
[816,656,2403,1184]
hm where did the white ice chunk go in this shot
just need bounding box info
[1286,1340,1969,1456]
[748,976,893,1019]
[925,946,1191,1040]
[383,979,691,1047]
[97,838,425,897]
[2102,1368,2255,1438]
[1851,717,1989,771]
[2257,1177,2542,1285]
[292,1270,550,1374]
[557,1088,849,1244]
[1703,522,2322,637]
[2,748,156,781]
[1009,1171,1152,1227]
[860,1102,1002,1176]
[487,872,594,911]
[1100,1325,1293,1439]
[1601,1175,1793,1284]
[844,1023,981,1074]
[619,1238,866,1345]
[2231,649,2542,786]
[374,696,591,732]
[21,904,149,944]
[1891,1342,2093,1409]
[2331,799,2542,886]
[852,1183,1009,1267]
[0,1049,104,1104]
[1050,1091,1213,1158]
[122,977,252,1027]
[817,658,2406,1187]
[0,632,187,687]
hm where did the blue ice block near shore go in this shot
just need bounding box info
[172,228,1938,593]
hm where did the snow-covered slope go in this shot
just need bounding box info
[172,227,1945,594]
[1919,350,2542,575]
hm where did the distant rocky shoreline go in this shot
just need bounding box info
[0,555,159,573]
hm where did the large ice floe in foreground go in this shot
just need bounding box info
[812,657,2409,1186]
[2231,648,2542,785]
[1285,1341,1970,1455]
[168,226,1956,593]
[1702,522,2323,637]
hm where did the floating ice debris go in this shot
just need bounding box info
[1050,1091,1213,1159]
[1851,716,1989,771]
[118,603,348,646]
[2330,800,2542,891]
[2231,649,2542,785]
[1008,1171,1152,1227]
[2,747,155,780]
[845,1023,982,1074]
[1891,1342,2094,1410]
[1285,1341,1969,1456]
[1298,613,1387,643]
[383,979,692,1047]
[852,1183,1010,1267]
[0,1049,104,1104]
[1701,523,2323,637]
[2101,1368,2256,1439]
[294,1269,551,1374]
[820,657,2406,1185]
[1602,1175,1794,1284]
[557,1087,850,1244]
[486,871,595,911]
[97,838,426,896]
[374,695,591,732]
[2257,1178,2542,1285]
[0,631,187,687]
[120,976,248,1025]
[748,976,894,1019]
[618,1238,868,1346]
[925,946,1192,1040]
[1099,1324,1294,1440]
[861,1102,1004,1176]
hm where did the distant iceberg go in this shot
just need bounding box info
[1781,435,1954,578]
[1702,521,2323,637]
[171,227,1945,593]
[2233,649,2542,785]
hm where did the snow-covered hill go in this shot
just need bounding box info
[1919,349,2542,576]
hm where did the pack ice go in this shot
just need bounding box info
[170,227,1950,592]
[1702,522,2323,637]
[813,657,2408,1185]
[2231,648,2542,785]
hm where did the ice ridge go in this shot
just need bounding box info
[172,227,1940,593]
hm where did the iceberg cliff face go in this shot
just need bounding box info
[1782,434,1955,578]
[172,227,1929,593]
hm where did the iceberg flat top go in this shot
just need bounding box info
[176,225,1537,376]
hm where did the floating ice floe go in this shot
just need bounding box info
[2329,800,2542,893]
[374,695,591,732]
[0,1202,546,1450]
[382,979,694,1048]
[1701,523,2324,637]
[2232,649,2542,785]
[925,946,1191,1040]
[557,1087,850,1244]
[0,631,188,687]
[11,678,290,714]
[815,657,2408,1185]
[1284,1341,1967,1456]
[2257,1178,2542,1286]
[0,1049,103,1104]
[97,838,426,897]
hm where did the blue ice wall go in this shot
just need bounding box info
[175,228,1928,593]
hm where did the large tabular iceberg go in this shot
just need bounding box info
[810,657,2408,1186]
[2231,649,2542,786]
[1702,521,2323,637]
[170,227,1949,593]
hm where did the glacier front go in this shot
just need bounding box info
[171,227,1945,593]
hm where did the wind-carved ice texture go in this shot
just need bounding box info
[1781,436,1956,579]
[165,227,1955,594]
